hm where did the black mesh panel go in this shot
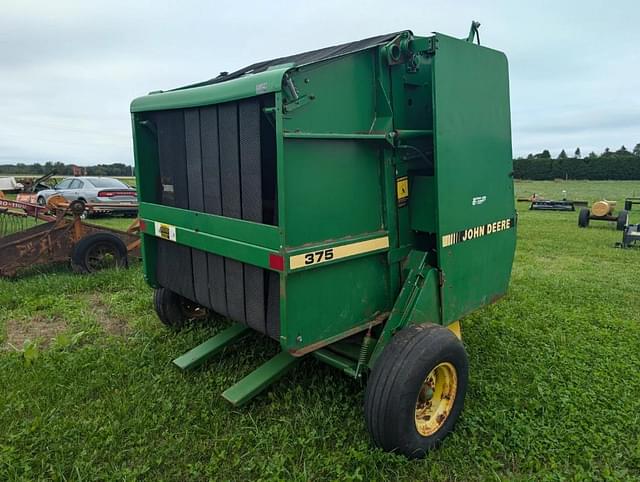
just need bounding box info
[239,98,265,333]
[155,110,195,302]
[200,106,228,317]
[184,109,210,308]
[149,97,279,339]
[266,271,280,339]
[218,103,246,323]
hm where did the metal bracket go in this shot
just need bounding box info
[283,73,299,101]
[465,21,481,45]
[367,251,442,367]
[283,94,314,113]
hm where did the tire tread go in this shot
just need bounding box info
[364,323,468,457]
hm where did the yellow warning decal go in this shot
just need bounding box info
[154,222,176,242]
[289,236,389,270]
[396,176,409,206]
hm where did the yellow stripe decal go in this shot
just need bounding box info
[289,236,389,270]
[441,217,516,248]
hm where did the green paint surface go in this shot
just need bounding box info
[131,31,516,356]
[431,34,517,322]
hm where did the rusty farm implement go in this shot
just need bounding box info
[0,192,140,277]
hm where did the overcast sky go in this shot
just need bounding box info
[1,0,638,165]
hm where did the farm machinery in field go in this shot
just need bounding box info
[530,199,576,211]
[131,25,516,457]
[14,170,58,198]
[624,198,640,211]
[519,192,588,212]
[617,224,640,248]
[578,200,629,230]
[0,192,140,277]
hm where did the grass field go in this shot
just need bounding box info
[1,180,639,480]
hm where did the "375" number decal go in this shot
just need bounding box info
[304,248,334,265]
[288,236,390,270]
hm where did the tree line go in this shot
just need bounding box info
[514,144,640,180]
[3,144,640,180]
[0,161,134,177]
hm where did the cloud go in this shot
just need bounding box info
[0,0,639,164]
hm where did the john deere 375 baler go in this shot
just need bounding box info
[131,24,516,457]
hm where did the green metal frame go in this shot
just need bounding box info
[132,29,516,406]
[130,65,292,113]
[139,203,279,270]
[173,324,249,370]
[222,351,300,407]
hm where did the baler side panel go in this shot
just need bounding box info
[283,51,378,135]
[431,34,516,323]
[277,50,392,352]
[285,256,390,354]
[279,139,390,352]
[282,140,384,246]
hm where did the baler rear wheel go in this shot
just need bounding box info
[617,210,629,231]
[578,208,590,228]
[364,323,468,458]
[153,288,209,330]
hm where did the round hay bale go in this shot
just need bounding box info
[591,200,615,217]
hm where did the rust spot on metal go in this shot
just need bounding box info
[488,292,505,304]
[289,311,389,357]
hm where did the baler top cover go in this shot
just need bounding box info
[175,32,406,90]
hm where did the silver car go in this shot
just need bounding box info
[36,176,138,215]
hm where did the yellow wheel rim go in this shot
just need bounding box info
[414,362,458,436]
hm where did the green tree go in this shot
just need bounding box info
[558,149,567,159]
[588,151,598,158]
[633,143,640,156]
[535,150,551,159]
[575,147,581,158]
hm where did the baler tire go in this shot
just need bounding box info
[71,233,128,274]
[617,210,629,231]
[578,208,590,228]
[364,323,468,459]
[153,288,209,330]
